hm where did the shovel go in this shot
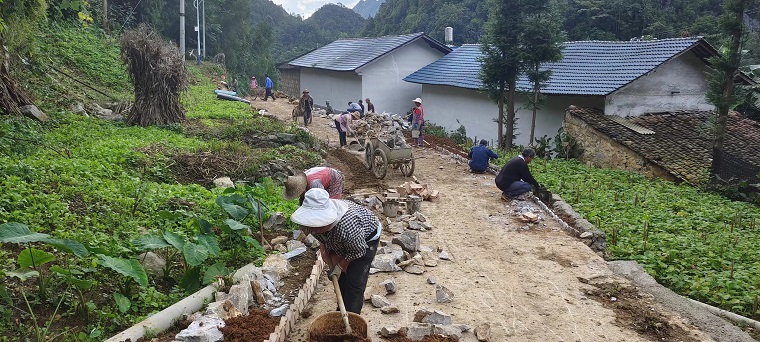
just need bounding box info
[330,274,353,334]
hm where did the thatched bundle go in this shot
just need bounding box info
[0,43,33,116]
[120,24,187,126]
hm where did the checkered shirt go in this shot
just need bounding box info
[312,201,380,261]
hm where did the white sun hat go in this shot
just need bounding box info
[413,98,422,104]
[290,188,348,227]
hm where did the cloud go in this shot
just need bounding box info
[270,0,361,18]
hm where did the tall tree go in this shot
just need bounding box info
[705,0,753,181]
[523,0,564,145]
[478,0,525,149]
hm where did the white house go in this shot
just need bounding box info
[279,33,451,116]
[403,37,725,146]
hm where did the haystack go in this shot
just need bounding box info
[120,24,187,126]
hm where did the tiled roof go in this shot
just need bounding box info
[286,32,451,72]
[568,106,760,184]
[404,38,714,95]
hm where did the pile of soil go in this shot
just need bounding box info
[221,309,280,341]
[326,147,387,192]
[308,316,369,342]
[584,283,701,342]
[418,134,467,158]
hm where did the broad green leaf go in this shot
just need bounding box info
[86,245,110,255]
[158,210,175,220]
[0,222,50,244]
[225,219,250,231]
[195,218,213,235]
[163,231,186,250]
[43,238,89,257]
[247,195,269,220]
[7,269,39,281]
[18,248,55,269]
[49,266,94,289]
[132,234,171,250]
[179,266,201,292]
[113,293,130,313]
[216,195,249,220]
[181,242,209,267]
[202,262,228,285]
[96,255,148,287]
[197,234,220,257]
[242,236,263,250]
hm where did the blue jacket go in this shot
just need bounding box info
[265,77,273,89]
[468,144,498,171]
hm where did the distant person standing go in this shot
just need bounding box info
[365,98,375,113]
[468,140,498,173]
[411,98,424,147]
[299,89,314,127]
[264,74,275,101]
[249,76,258,94]
[358,100,365,116]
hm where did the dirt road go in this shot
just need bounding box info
[252,100,715,342]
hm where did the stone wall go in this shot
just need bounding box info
[279,68,300,98]
[564,113,677,182]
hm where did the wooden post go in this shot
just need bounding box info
[257,199,267,247]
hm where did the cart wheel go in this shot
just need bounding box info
[372,148,388,179]
[365,143,374,168]
[400,158,415,177]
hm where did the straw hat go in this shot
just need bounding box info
[303,89,309,93]
[290,189,348,227]
[413,97,422,104]
[283,172,308,200]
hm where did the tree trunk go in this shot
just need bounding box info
[711,0,745,182]
[103,0,109,33]
[530,67,539,146]
[497,82,504,149]
[506,78,517,150]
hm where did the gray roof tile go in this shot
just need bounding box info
[404,38,711,95]
[287,32,451,72]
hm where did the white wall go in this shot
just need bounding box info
[422,84,603,146]
[299,69,362,111]
[605,52,715,116]
[359,40,448,116]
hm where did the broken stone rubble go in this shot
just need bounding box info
[380,308,467,341]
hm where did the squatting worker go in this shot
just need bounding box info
[495,148,540,200]
[290,188,381,314]
[411,98,424,147]
[468,139,498,174]
[283,166,345,203]
[299,89,313,127]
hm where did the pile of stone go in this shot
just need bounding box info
[369,231,451,275]
[321,112,410,139]
[173,254,296,341]
[386,178,440,202]
[379,308,477,341]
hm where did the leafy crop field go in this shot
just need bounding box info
[517,158,760,318]
[0,25,321,339]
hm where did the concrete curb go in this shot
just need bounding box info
[106,282,220,342]
[266,254,325,342]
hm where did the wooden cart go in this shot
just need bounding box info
[364,136,414,179]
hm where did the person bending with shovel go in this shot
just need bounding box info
[290,188,382,314]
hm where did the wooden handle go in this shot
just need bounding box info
[330,274,352,334]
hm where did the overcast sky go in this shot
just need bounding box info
[271,0,361,19]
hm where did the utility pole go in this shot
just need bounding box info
[202,0,206,59]
[180,0,186,58]
[194,0,202,65]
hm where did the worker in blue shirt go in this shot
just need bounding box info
[468,139,498,173]
[264,74,275,101]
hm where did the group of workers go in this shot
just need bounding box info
[281,141,540,316]
[249,75,276,101]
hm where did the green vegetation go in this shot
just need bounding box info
[0,21,323,339]
[502,157,760,318]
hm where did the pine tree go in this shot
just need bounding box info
[705,0,754,181]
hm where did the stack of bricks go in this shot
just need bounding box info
[385,176,439,202]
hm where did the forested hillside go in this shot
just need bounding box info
[362,0,760,65]
[353,0,386,18]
